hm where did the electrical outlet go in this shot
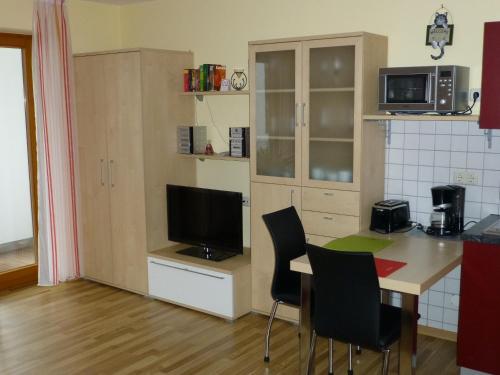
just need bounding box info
[242,196,250,207]
[453,170,480,185]
[469,88,481,102]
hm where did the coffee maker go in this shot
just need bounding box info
[427,185,465,236]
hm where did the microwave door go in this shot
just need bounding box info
[380,73,436,112]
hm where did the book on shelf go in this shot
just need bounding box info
[183,64,226,92]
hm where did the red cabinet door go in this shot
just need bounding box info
[480,21,500,129]
[457,241,500,374]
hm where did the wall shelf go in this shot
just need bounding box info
[363,114,479,122]
[178,153,249,162]
[181,90,249,101]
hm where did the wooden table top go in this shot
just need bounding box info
[290,229,463,295]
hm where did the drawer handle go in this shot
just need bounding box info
[323,216,333,221]
[323,192,334,196]
[150,261,225,280]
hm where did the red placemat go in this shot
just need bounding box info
[375,258,407,277]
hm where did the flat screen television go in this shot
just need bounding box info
[167,184,243,261]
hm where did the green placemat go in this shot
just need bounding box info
[323,235,393,254]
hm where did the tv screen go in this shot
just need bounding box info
[167,185,243,255]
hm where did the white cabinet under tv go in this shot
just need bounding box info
[147,244,251,320]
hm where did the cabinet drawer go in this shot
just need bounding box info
[148,257,234,318]
[302,187,359,215]
[302,211,359,238]
[306,234,336,247]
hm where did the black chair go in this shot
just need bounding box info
[306,244,401,375]
[261,206,306,362]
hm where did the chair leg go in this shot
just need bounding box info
[356,345,362,355]
[348,343,353,375]
[306,330,318,375]
[264,300,279,362]
[328,338,334,375]
[382,349,391,375]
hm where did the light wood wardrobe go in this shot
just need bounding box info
[74,49,196,294]
[249,33,388,321]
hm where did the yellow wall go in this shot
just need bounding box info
[0,0,122,53]
[6,0,496,247]
[120,0,500,247]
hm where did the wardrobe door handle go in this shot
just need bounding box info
[109,160,115,187]
[323,192,334,196]
[290,189,294,206]
[301,103,306,127]
[323,216,333,221]
[100,159,105,186]
[295,103,299,127]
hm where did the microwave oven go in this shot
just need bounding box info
[378,65,469,113]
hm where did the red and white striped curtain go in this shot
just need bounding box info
[32,0,81,285]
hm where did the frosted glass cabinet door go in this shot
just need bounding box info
[250,42,302,185]
[302,38,361,189]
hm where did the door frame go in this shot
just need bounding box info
[0,32,38,290]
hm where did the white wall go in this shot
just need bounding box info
[0,48,33,244]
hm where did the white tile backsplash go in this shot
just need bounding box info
[404,133,420,149]
[420,121,436,134]
[451,121,469,135]
[434,151,451,167]
[468,136,486,153]
[385,120,500,333]
[451,135,468,151]
[482,187,500,204]
[483,170,500,187]
[466,153,484,169]
[419,134,435,150]
[418,150,434,166]
[435,121,451,134]
[418,166,434,182]
[450,152,467,168]
[435,134,451,151]
[484,153,500,170]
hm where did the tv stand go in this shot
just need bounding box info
[176,246,237,262]
[147,244,251,320]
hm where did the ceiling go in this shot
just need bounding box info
[82,0,156,5]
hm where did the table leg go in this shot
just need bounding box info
[400,293,418,375]
[300,273,313,375]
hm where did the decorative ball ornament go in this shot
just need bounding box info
[230,69,247,91]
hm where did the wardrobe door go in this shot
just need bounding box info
[250,182,301,321]
[104,52,148,293]
[74,55,113,282]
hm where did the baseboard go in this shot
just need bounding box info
[418,324,457,342]
[0,238,33,254]
[0,264,38,291]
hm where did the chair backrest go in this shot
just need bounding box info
[306,244,381,349]
[262,206,306,303]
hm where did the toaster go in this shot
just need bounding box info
[370,200,410,233]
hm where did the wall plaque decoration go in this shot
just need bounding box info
[426,5,454,60]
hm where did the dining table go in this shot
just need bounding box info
[290,228,463,375]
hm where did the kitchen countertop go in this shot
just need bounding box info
[461,214,500,245]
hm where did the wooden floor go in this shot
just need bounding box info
[0,280,459,374]
[0,247,35,273]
